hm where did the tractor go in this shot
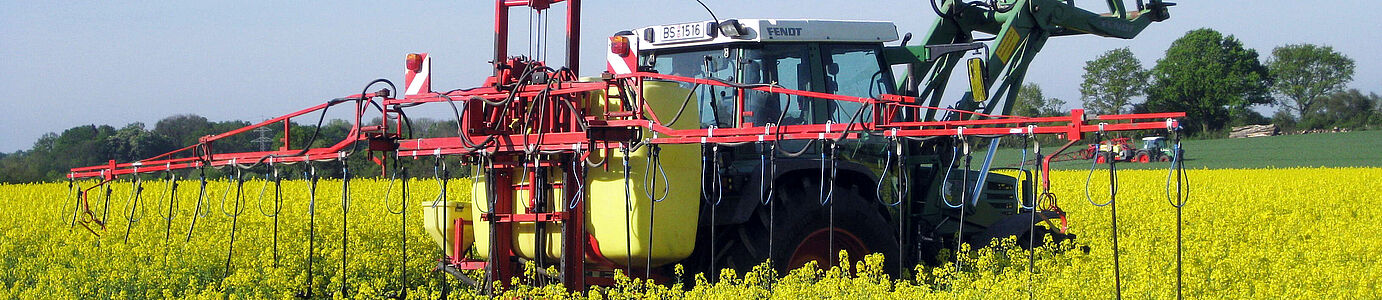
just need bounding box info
[67,0,1182,292]
[1089,136,1181,163]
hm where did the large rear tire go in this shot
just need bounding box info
[705,174,899,277]
[685,173,901,280]
[1134,152,1151,163]
[772,176,898,273]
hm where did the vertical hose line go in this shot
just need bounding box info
[1109,147,1122,300]
[69,179,81,228]
[398,162,408,299]
[531,154,547,286]
[258,165,283,268]
[70,180,88,229]
[1022,133,1037,300]
[644,144,667,280]
[220,169,244,289]
[124,175,145,244]
[817,139,830,268]
[621,146,633,276]
[340,160,351,297]
[302,166,319,298]
[483,153,498,293]
[63,178,74,225]
[757,140,776,274]
[1165,130,1189,300]
[560,152,576,288]
[648,152,657,279]
[875,134,905,276]
[382,156,409,298]
[273,167,282,268]
[162,171,179,268]
[101,179,113,228]
[956,136,971,272]
[827,140,838,269]
[1083,130,1122,299]
[186,167,207,243]
[766,142,777,273]
[436,156,452,294]
[710,144,723,274]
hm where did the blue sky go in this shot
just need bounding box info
[1,1,1378,153]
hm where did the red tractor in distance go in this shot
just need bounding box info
[1086,136,1178,163]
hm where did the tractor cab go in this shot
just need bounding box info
[609,19,899,129]
[1141,137,1166,151]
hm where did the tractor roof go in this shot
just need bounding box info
[632,19,898,50]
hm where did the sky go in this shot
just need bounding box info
[1,1,1379,153]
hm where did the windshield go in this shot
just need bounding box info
[821,44,891,123]
[646,43,893,128]
[649,48,738,129]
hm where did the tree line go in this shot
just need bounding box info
[0,115,464,183]
[1025,28,1380,136]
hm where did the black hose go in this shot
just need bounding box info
[440,94,498,152]
[122,176,145,244]
[298,165,319,299]
[339,160,351,297]
[219,168,244,290]
[772,94,815,157]
[161,171,178,267]
[185,167,207,243]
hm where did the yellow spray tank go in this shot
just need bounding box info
[422,200,474,256]
[470,80,702,268]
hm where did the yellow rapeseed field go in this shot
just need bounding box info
[1,168,1379,299]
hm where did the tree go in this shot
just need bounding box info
[1013,83,1068,117]
[1267,44,1355,117]
[154,114,212,146]
[1146,28,1273,134]
[1299,89,1379,130]
[105,122,176,162]
[1080,47,1148,115]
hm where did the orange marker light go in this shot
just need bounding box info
[406,53,424,71]
[610,36,630,57]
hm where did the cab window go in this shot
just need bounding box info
[648,48,738,129]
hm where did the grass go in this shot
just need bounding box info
[978,130,1382,170]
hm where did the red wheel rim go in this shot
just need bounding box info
[787,228,869,270]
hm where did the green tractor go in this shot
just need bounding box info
[1132,137,1181,163]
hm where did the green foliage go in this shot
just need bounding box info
[0,114,471,183]
[1012,83,1067,117]
[1270,109,1298,131]
[1298,89,1380,130]
[1267,44,1355,116]
[1146,28,1273,135]
[1080,47,1148,115]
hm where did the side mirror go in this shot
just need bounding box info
[966,57,988,102]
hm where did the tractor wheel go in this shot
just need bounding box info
[775,181,897,273]
[1158,155,1171,162]
[1134,152,1151,163]
[689,174,898,278]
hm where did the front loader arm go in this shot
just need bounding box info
[1028,0,1172,39]
[887,0,1173,121]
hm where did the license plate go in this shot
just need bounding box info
[653,22,714,44]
